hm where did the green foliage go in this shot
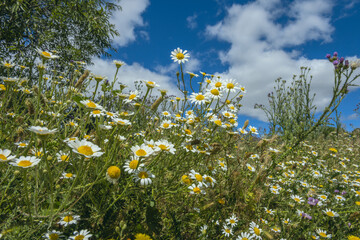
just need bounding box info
[255,67,318,142]
[0,0,120,65]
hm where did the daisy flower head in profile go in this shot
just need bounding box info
[143,80,159,89]
[67,139,104,158]
[113,60,125,68]
[58,214,80,226]
[249,221,262,239]
[69,229,92,240]
[10,156,41,168]
[80,99,104,110]
[171,47,190,64]
[60,172,76,179]
[316,229,332,239]
[123,90,140,104]
[36,48,59,59]
[28,126,57,136]
[155,139,176,154]
[0,149,15,162]
[43,230,63,240]
[133,167,155,186]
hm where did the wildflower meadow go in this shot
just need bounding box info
[1,48,360,240]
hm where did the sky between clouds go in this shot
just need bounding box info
[89,0,360,130]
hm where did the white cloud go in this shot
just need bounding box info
[187,14,198,29]
[205,0,346,121]
[110,0,149,47]
[87,58,180,97]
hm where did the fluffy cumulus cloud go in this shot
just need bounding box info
[206,0,341,121]
[87,58,180,97]
[110,0,150,47]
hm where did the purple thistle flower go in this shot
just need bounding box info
[302,213,312,220]
[340,57,344,63]
[342,191,347,195]
[333,60,339,66]
[333,52,338,57]
[326,54,331,59]
[308,197,319,206]
[334,189,340,193]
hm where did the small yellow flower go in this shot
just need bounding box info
[348,236,360,240]
[329,148,338,153]
[134,233,152,240]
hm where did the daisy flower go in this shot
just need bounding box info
[10,156,41,168]
[61,172,76,179]
[15,141,29,148]
[335,195,346,201]
[160,120,173,129]
[249,222,262,239]
[80,99,103,110]
[143,80,159,89]
[222,79,240,92]
[246,164,256,172]
[43,230,63,240]
[36,49,59,59]
[222,224,233,237]
[205,87,223,99]
[170,47,190,64]
[131,144,154,158]
[28,126,57,135]
[291,195,305,204]
[248,126,259,135]
[203,174,216,187]
[113,118,131,126]
[188,184,205,195]
[225,214,238,227]
[189,92,208,105]
[237,232,253,240]
[67,139,104,158]
[69,230,92,240]
[134,167,155,186]
[123,156,143,174]
[264,207,275,215]
[189,169,206,187]
[89,109,104,118]
[58,214,80,226]
[106,166,121,184]
[56,151,70,162]
[155,139,176,154]
[113,60,125,68]
[316,229,331,238]
[0,149,15,162]
[323,208,339,217]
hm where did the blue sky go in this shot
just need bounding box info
[89,0,360,133]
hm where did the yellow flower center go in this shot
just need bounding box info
[138,171,148,179]
[129,160,139,169]
[107,166,121,179]
[135,149,147,157]
[254,227,260,236]
[225,228,231,233]
[77,146,94,156]
[163,123,170,128]
[215,82,222,87]
[186,145,193,150]
[0,154,7,161]
[63,215,73,222]
[205,176,213,183]
[158,144,168,151]
[18,160,32,167]
[319,232,327,237]
[295,198,300,202]
[230,219,235,224]
[326,211,334,217]
[195,174,203,182]
[65,173,73,178]
[147,81,154,85]
[214,120,222,126]
[182,175,191,184]
[49,233,59,240]
[19,143,27,147]
[195,94,205,101]
[86,101,97,108]
[193,187,201,194]
[42,51,51,57]
[74,235,85,240]
[176,52,184,60]
[210,89,220,95]
[227,83,234,89]
[92,110,101,115]
[129,94,136,100]
[0,84,6,91]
